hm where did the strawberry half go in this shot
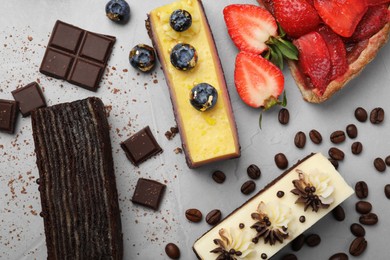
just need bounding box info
[234,52,284,108]
[223,4,278,54]
[314,0,368,37]
[273,0,321,38]
[293,32,331,95]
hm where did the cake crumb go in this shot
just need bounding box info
[174,147,182,154]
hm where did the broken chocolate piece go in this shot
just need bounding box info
[0,99,18,133]
[132,178,166,210]
[12,82,46,117]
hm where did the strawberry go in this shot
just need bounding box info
[273,0,321,38]
[314,0,368,37]
[234,52,284,108]
[348,4,390,42]
[293,32,331,95]
[257,0,275,15]
[365,0,390,6]
[318,26,348,81]
[223,5,278,54]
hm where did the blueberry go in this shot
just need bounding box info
[170,43,198,71]
[190,83,218,111]
[170,9,192,32]
[105,0,130,24]
[129,44,156,72]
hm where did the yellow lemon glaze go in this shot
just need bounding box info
[149,0,240,167]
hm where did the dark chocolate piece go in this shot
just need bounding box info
[132,178,166,210]
[31,97,123,259]
[0,99,18,133]
[40,20,115,91]
[120,126,162,166]
[12,82,46,117]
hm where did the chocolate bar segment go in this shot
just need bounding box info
[40,20,115,91]
[12,82,46,117]
[31,97,122,260]
[132,178,166,210]
[0,99,18,133]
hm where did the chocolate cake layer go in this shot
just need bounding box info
[31,97,122,260]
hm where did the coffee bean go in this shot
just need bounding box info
[282,254,298,260]
[241,180,256,195]
[278,108,290,125]
[328,147,344,161]
[370,107,385,124]
[212,170,226,184]
[359,212,378,225]
[309,129,322,144]
[332,205,345,221]
[355,201,372,214]
[349,237,367,256]
[294,131,306,149]
[185,208,202,223]
[247,164,261,180]
[385,184,390,199]
[346,124,358,139]
[277,190,285,198]
[165,243,180,259]
[305,234,321,247]
[355,107,368,122]
[350,223,365,238]
[291,234,305,251]
[355,181,369,199]
[330,130,346,144]
[275,153,288,169]
[329,252,349,260]
[299,215,306,223]
[351,142,363,155]
[374,157,386,172]
[206,209,221,225]
[385,155,390,166]
[329,158,339,169]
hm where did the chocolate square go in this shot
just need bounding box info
[12,82,46,117]
[40,49,74,79]
[68,60,103,91]
[80,32,113,63]
[120,126,163,166]
[132,178,166,210]
[0,99,18,134]
[50,22,84,53]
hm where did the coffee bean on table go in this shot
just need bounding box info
[330,130,346,144]
[309,129,322,144]
[291,234,305,251]
[206,209,222,225]
[355,201,372,214]
[385,155,390,166]
[355,181,369,199]
[278,108,290,125]
[350,223,365,237]
[385,184,390,199]
[185,208,202,222]
[329,252,349,260]
[374,157,386,172]
[349,237,367,256]
[346,124,358,138]
[370,107,385,124]
[165,243,180,259]
[351,142,363,155]
[212,170,226,184]
[359,212,378,225]
[247,164,261,180]
[355,107,368,122]
[328,147,344,161]
[275,153,288,169]
[282,254,298,260]
[294,131,306,149]
[329,158,339,169]
[305,234,321,247]
[241,180,256,195]
[332,205,345,221]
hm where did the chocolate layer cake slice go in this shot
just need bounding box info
[31,97,122,260]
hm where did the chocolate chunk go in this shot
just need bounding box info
[305,234,321,247]
[329,252,348,260]
[330,130,346,144]
[278,108,289,125]
[247,164,261,180]
[355,181,369,199]
[261,253,267,259]
[346,124,358,138]
[349,237,367,256]
[121,126,162,166]
[359,212,378,225]
[309,129,322,144]
[370,107,385,124]
[277,190,285,198]
[132,178,166,210]
[385,184,390,199]
[355,107,368,122]
[282,254,298,260]
[165,243,180,259]
[350,223,365,237]
[241,180,256,195]
[205,209,221,225]
[332,205,345,221]
[329,158,339,169]
[0,99,18,133]
[291,234,305,251]
[40,21,115,91]
[12,82,46,117]
[351,141,363,155]
[328,147,344,161]
[294,131,306,148]
[355,201,372,214]
[274,153,288,169]
[185,208,202,223]
[373,157,386,172]
[239,223,245,229]
[212,170,226,184]
[299,215,306,223]
[385,155,390,166]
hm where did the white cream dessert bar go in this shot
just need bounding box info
[193,153,354,259]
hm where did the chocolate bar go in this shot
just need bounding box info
[40,20,115,91]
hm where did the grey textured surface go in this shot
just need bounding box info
[0,0,389,259]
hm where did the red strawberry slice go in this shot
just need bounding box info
[223,4,278,54]
[293,32,331,95]
[234,52,284,108]
[314,0,368,37]
[318,26,348,81]
[365,0,390,6]
[348,4,390,42]
[273,0,321,38]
